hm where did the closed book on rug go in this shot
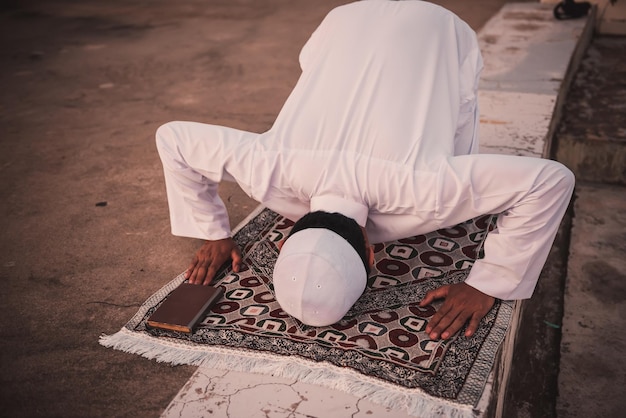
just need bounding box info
[147,283,224,333]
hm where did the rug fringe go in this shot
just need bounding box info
[99,329,209,366]
[100,328,477,418]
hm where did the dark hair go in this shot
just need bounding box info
[288,211,370,275]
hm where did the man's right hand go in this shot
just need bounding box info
[186,238,243,285]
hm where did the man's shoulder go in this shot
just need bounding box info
[320,0,472,40]
[329,0,461,19]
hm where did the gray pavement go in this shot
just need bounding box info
[558,184,626,418]
[554,36,626,418]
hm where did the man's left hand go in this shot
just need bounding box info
[419,282,495,340]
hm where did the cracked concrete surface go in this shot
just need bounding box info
[163,368,411,418]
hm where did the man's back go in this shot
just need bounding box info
[269,0,482,168]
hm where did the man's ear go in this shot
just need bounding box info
[367,245,375,268]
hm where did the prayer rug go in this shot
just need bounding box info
[101,206,512,418]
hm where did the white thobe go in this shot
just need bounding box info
[156,0,574,300]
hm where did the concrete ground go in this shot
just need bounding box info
[554,36,626,418]
[497,33,626,418]
[1,1,623,417]
[0,1,512,417]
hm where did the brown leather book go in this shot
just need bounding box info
[147,283,224,333]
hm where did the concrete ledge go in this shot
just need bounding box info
[554,36,626,185]
[478,3,594,157]
[473,3,594,417]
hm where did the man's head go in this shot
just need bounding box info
[272,211,374,326]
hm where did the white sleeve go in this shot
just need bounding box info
[437,154,575,300]
[155,121,257,241]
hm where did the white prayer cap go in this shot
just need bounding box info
[273,228,367,327]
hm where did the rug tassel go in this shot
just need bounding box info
[100,329,477,418]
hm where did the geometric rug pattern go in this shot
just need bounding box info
[101,207,512,417]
